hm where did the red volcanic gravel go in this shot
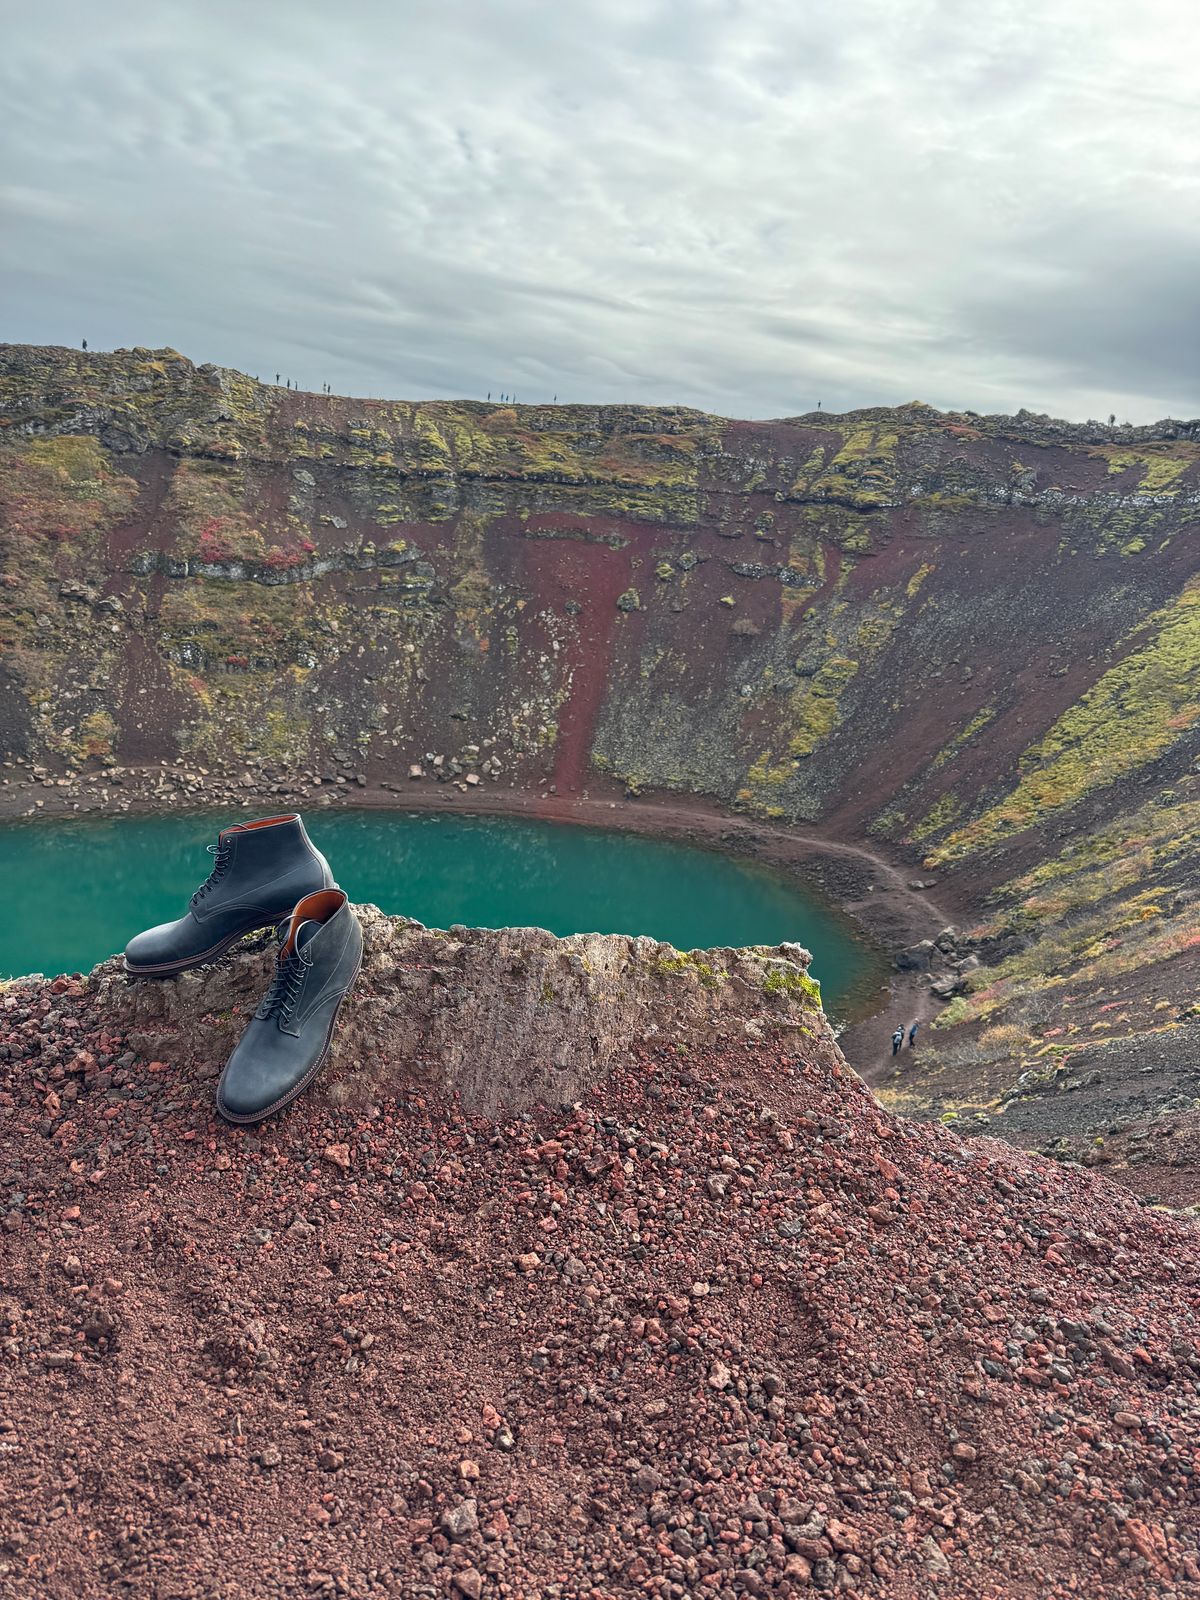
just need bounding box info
[2,976,1200,1599]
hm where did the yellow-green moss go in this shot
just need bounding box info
[909,491,978,514]
[930,872,1197,1039]
[24,435,112,487]
[762,966,822,1006]
[928,578,1200,864]
[905,561,935,598]
[787,656,859,759]
[797,426,902,509]
[1003,792,1200,906]
[928,705,997,774]
[1093,445,1197,494]
[910,790,963,842]
[933,997,972,1028]
[647,951,721,989]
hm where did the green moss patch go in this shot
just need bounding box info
[928,578,1200,864]
[762,966,822,1007]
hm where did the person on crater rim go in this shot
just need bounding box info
[892,1025,904,1056]
[909,1021,920,1047]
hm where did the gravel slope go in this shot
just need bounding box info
[2,960,1200,1599]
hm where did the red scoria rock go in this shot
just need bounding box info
[0,922,1199,1598]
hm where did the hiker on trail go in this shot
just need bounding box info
[82,338,88,351]
[892,1026,904,1056]
[909,1021,919,1047]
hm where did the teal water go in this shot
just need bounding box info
[1,811,878,1011]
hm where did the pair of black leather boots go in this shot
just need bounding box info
[124,814,362,1124]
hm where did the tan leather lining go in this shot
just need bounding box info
[224,813,299,838]
[282,888,346,954]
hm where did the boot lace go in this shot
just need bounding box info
[258,947,309,1023]
[190,839,232,906]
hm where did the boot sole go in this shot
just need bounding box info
[215,956,363,1126]
[124,921,277,978]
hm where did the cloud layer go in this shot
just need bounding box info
[2,0,1197,420]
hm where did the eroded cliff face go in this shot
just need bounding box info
[1,343,1197,1174]
[2,344,1197,850]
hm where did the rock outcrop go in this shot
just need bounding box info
[93,907,826,1116]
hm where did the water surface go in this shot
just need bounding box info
[2,810,879,1012]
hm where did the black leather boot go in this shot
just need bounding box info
[216,889,363,1124]
[124,814,335,976]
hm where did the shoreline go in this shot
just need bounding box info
[0,765,953,1060]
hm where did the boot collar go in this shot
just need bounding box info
[280,889,347,955]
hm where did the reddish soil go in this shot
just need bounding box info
[512,515,636,799]
[108,635,194,767]
[102,450,175,568]
[3,973,1200,1598]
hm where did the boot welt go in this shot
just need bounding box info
[124,921,275,977]
[215,956,363,1125]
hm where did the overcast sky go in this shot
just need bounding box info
[1,1,1197,421]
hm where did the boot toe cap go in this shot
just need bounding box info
[124,921,181,971]
[215,1069,266,1121]
[217,1032,307,1122]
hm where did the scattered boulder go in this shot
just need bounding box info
[896,939,934,972]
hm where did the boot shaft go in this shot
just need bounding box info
[125,813,335,977]
[193,815,335,923]
[224,814,329,878]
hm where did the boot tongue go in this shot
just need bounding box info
[293,919,322,952]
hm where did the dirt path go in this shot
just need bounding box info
[788,827,951,930]
[826,838,949,1077]
[858,982,939,1085]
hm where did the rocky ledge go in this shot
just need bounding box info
[2,917,1199,1599]
[95,907,828,1116]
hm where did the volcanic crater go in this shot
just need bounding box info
[1,345,1199,1597]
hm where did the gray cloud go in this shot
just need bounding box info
[1,0,1197,420]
